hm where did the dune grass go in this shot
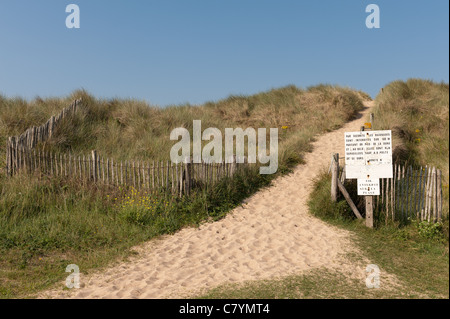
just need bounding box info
[375,79,449,176]
[1,85,368,164]
[0,84,368,298]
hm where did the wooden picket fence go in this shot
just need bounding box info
[8,147,245,196]
[4,98,249,196]
[5,99,82,176]
[336,160,444,223]
[374,164,444,223]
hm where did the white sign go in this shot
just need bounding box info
[358,179,380,196]
[345,130,393,179]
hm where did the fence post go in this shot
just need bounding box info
[143,161,147,190]
[412,168,418,218]
[331,153,339,202]
[366,195,374,228]
[106,158,110,185]
[166,160,170,192]
[6,138,11,176]
[185,157,191,196]
[385,178,390,224]
[437,169,442,222]
[91,150,98,182]
[405,166,411,219]
[425,167,430,221]
[231,155,236,177]
[171,162,174,194]
[421,166,427,220]
[179,161,183,197]
[337,179,363,219]
[152,161,155,190]
[111,158,113,185]
[431,167,436,222]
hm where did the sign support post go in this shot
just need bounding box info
[365,195,373,228]
[331,153,339,202]
[365,113,375,228]
[344,113,392,229]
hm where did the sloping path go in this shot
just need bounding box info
[42,102,380,299]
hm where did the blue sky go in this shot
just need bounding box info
[0,0,448,106]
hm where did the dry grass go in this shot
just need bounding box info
[1,85,368,164]
[375,79,449,176]
[374,79,449,220]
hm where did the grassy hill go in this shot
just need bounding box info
[0,84,368,298]
[374,79,449,178]
[374,79,449,221]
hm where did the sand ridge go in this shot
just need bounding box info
[41,102,381,299]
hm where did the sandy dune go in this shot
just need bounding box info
[41,102,379,299]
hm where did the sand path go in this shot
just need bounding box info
[41,101,379,299]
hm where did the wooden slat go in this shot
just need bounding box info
[412,168,417,217]
[331,153,339,202]
[152,161,155,191]
[119,161,123,186]
[130,161,136,188]
[143,161,147,190]
[147,162,151,190]
[400,165,405,219]
[166,161,170,191]
[337,179,363,219]
[156,161,160,189]
[175,163,179,195]
[418,167,423,218]
[405,166,410,218]
[171,162,175,194]
[385,178,390,225]
[102,157,105,183]
[183,160,188,196]
[425,166,432,221]
[106,158,110,184]
[179,161,183,197]
[431,167,436,222]
[209,161,213,187]
[421,166,427,220]
[137,161,141,190]
[126,161,129,186]
[437,169,442,221]
[88,154,92,181]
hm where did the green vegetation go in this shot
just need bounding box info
[0,85,367,298]
[199,267,402,299]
